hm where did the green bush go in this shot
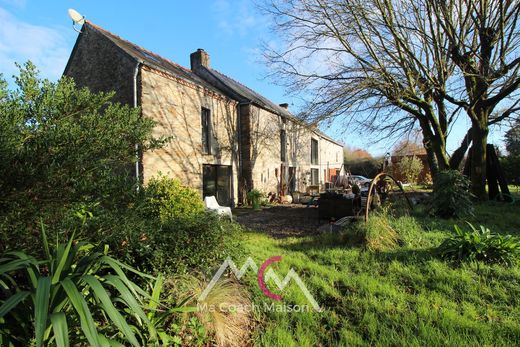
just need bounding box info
[393,156,424,184]
[140,176,204,222]
[437,223,520,265]
[430,170,473,218]
[48,206,242,276]
[145,214,244,275]
[0,229,159,346]
[500,154,520,187]
[0,62,166,254]
[246,189,264,209]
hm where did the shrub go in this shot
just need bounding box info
[345,158,380,178]
[246,189,264,209]
[0,229,158,346]
[437,223,520,265]
[140,176,204,222]
[393,156,424,184]
[54,206,243,276]
[146,214,244,275]
[429,170,473,218]
[421,172,433,186]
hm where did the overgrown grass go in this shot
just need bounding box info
[236,202,520,346]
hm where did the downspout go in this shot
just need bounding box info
[133,62,141,191]
[236,102,241,207]
[237,102,248,205]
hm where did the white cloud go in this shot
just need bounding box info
[0,0,26,9]
[0,7,73,83]
[211,0,262,38]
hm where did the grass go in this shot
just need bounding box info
[235,202,520,346]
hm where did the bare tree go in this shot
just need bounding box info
[429,0,520,199]
[261,0,520,199]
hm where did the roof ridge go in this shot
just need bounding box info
[210,68,260,99]
[85,21,194,75]
[210,68,292,115]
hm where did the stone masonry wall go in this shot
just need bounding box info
[247,104,344,194]
[64,24,136,106]
[140,66,239,204]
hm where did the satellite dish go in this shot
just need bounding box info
[68,9,85,24]
[68,8,85,32]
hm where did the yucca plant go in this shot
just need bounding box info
[0,225,158,346]
[143,274,198,346]
[437,223,520,265]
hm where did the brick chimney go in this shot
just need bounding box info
[279,103,289,109]
[190,49,210,70]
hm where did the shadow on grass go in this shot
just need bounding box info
[373,247,436,264]
[279,231,360,252]
[278,230,437,265]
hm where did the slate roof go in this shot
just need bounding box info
[201,68,342,145]
[85,22,224,96]
[205,68,293,117]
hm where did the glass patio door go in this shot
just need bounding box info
[203,164,232,206]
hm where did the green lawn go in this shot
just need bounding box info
[239,203,520,346]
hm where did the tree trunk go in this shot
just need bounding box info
[423,137,439,183]
[449,128,472,170]
[418,118,448,183]
[470,121,489,200]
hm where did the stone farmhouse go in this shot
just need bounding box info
[64,22,344,206]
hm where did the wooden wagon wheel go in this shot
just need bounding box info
[364,172,413,222]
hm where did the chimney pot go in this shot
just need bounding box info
[279,103,289,109]
[190,48,210,70]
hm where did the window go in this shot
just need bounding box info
[310,168,319,185]
[311,139,318,165]
[280,130,287,162]
[201,108,211,154]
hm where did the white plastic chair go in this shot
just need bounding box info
[204,196,232,221]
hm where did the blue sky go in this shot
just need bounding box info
[0,0,508,156]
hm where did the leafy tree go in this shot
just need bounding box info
[0,62,166,204]
[343,146,372,162]
[0,62,166,251]
[505,117,520,156]
[500,155,520,187]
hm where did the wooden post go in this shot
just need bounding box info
[487,144,512,202]
[486,144,499,200]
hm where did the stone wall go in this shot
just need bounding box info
[140,66,239,204]
[64,24,136,106]
[245,104,344,194]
